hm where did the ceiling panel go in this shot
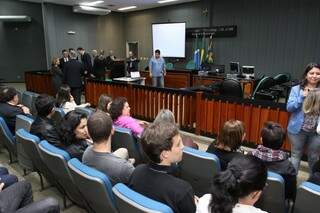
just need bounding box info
[20,0,199,12]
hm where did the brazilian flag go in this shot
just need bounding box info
[200,33,206,64]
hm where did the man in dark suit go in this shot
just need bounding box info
[63,50,84,105]
[77,47,92,77]
[59,49,69,70]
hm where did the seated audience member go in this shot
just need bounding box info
[59,111,89,160]
[30,94,61,147]
[0,180,59,213]
[250,121,296,200]
[56,84,90,113]
[308,159,320,185]
[206,120,245,170]
[128,122,196,213]
[83,111,134,185]
[154,109,198,149]
[109,97,144,137]
[96,94,112,114]
[0,87,30,134]
[0,167,18,189]
[196,155,268,213]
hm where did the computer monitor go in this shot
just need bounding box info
[241,65,255,78]
[242,66,255,74]
[230,62,240,73]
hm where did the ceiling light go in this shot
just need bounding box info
[117,6,137,11]
[80,1,104,6]
[73,5,111,15]
[158,0,179,4]
[0,15,31,22]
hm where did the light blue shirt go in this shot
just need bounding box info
[149,57,165,77]
[287,85,305,134]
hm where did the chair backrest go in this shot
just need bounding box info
[75,107,93,116]
[274,73,291,85]
[165,63,174,70]
[0,117,17,161]
[180,147,221,196]
[220,78,243,98]
[294,181,320,213]
[255,171,286,213]
[38,140,85,207]
[15,114,34,133]
[15,128,35,171]
[51,108,65,125]
[185,60,195,70]
[113,183,174,213]
[22,91,39,115]
[251,76,276,99]
[68,158,118,213]
[111,126,143,164]
[16,129,56,184]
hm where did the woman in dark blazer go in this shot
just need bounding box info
[50,57,63,93]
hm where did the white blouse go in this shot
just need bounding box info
[196,194,268,213]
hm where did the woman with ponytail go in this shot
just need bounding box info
[196,155,268,213]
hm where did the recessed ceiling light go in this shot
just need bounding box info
[117,6,137,11]
[158,0,179,4]
[81,1,104,6]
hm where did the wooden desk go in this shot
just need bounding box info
[140,70,192,88]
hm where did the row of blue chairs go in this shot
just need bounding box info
[15,129,174,212]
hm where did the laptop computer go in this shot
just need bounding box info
[130,71,140,78]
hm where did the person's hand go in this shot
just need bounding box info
[163,71,167,76]
[0,183,4,192]
[90,74,95,78]
[84,70,88,75]
[86,103,91,107]
[139,121,149,128]
[70,95,74,102]
[303,87,311,97]
[194,195,199,204]
[21,106,30,114]
[149,73,152,78]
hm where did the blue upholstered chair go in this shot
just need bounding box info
[113,183,173,213]
[38,141,86,208]
[0,117,17,163]
[112,126,144,165]
[294,181,320,213]
[51,107,65,125]
[68,158,118,213]
[255,171,286,213]
[75,107,93,116]
[180,147,221,196]
[15,129,55,190]
[21,91,39,115]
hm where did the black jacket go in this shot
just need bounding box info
[30,117,62,147]
[63,59,84,88]
[81,52,92,74]
[93,57,106,77]
[59,57,69,70]
[0,103,26,135]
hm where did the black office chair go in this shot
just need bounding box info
[251,76,278,101]
[220,78,243,98]
[274,73,291,85]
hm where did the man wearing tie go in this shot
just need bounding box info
[59,49,69,70]
[149,49,166,88]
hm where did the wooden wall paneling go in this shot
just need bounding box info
[206,100,214,134]
[249,106,261,144]
[227,102,236,120]
[243,104,253,142]
[212,100,221,134]
[220,101,228,131]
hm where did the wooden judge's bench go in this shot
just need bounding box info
[25,70,290,151]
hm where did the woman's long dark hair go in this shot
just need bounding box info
[209,155,267,213]
[56,84,71,107]
[109,97,127,121]
[300,63,320,89]
[59,111,87,146]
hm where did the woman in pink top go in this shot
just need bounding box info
[109,97,144,137]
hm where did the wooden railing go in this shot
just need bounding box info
[25,72,291,150]
[196,93,290,150]
[85,79,197,132]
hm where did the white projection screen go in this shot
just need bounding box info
[152,22,186,58]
